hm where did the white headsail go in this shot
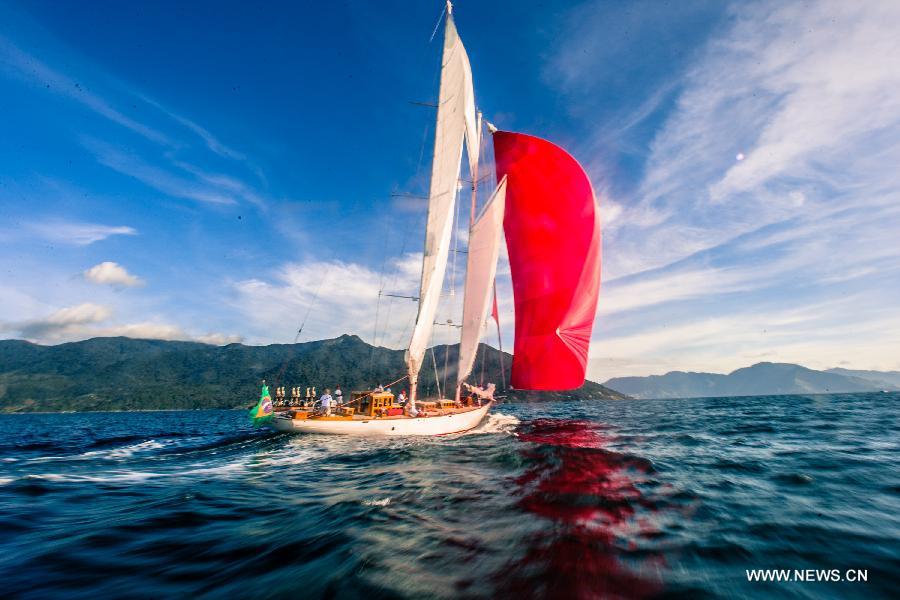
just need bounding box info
[456,176,507,398]
[406,4,479,405]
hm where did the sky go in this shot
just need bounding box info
[1,0,899,381]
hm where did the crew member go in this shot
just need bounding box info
[320,389,333,416]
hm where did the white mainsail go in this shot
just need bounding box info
[455,177,506,399]
[406,4,479,405]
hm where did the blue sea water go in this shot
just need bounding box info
[1,393,898,599]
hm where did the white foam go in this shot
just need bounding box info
[84,440,166,460]
[28,471,162,484]
[363,497,391,507]
[25,439,168,464]
[466,412,521,435]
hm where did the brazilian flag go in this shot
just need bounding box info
[249,384,273,426]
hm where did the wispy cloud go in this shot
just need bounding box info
[548,0,900,378]
[82,137,238,205]
[599,0,900,278]
[141,95,246,161]
[0,35,170,145]
[29,221,137,246]
[1,31,268,209]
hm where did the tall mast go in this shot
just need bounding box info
[470,111,482,227]
[405,1,478,408]
[455,177,507,400]
[456,112,483,403]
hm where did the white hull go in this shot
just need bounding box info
[270,402,492,436]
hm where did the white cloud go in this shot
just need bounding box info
[592,0,900,280]
[17,302,112,339]
[83,261,143,287]
[29,221,137,246]
[195,333,243,345]
[590,297,900,381]
[544,0,900,379]
[234,257,424,346]
[6,301,240,345]
[234,253,488,346]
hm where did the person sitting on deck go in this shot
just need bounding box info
[334,386,343,407]
[319,389,333,416]
[398,390,407,405]
[375,384,384,393]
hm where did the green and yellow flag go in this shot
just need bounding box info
[249,384,273,426]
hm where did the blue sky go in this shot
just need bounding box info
[1,0,899,380]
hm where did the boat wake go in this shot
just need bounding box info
[466,411,521,435]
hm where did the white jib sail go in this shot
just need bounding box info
[406,8,478,404]
[456,176,507,397]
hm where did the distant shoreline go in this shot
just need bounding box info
[2,390,896,415]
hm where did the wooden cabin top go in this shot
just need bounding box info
[350,390,398,417]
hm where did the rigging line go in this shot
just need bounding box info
[428,3,447,44]
[377,209,418,347]
[333,374,409,410]
[480,340,487,386]
[416,16,444,180]
[443,337,450,400]
[371,290,382,369]
[394,312,416,350]
[431,346,442,400]
[395,4,444,353]
[494,281,507,390]
[371,242,390,351]
[450,181,461,295]
[275,261,332,386]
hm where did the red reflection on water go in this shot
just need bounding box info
[495,419,662,599]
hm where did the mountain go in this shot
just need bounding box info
[604,362,898,399]
[825,368,900,389]
[0,335,627,412]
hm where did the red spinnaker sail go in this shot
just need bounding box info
[494,131,601,390]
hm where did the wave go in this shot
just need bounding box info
[2,395,897,599]
[22,439,169,464]
[466,412,521,435]
[362,497,391,507]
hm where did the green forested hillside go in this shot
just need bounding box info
[0,335,628,412]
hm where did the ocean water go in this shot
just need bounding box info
[1,393,898,599]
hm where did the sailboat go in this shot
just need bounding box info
[271,2,601,436]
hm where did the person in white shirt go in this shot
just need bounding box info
[398,390,407,405]
[320,389,333,416]
[333,386,343,407]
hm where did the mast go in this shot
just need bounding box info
[456,177,507,400]
[470,111,482,227]
[456,111,483,403]
[405,1,478,407]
